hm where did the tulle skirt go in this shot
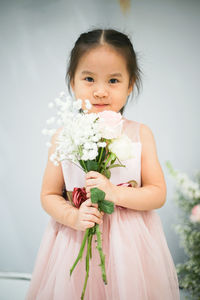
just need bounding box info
[26,207,180,300]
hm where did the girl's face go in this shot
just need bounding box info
[70,44,134,113]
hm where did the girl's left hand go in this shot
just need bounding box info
[85,171,117,203]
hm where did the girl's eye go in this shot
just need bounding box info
[85,77,94,82]
[109,78,119,84]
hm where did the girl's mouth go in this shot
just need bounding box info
[93,104,109,107]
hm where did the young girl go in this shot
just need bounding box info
[26,29,180,299]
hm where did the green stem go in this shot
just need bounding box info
[104,153,115,169]
[70,229,89,276]
[80,160,88,173]
[88,231,93,259]
[81,233,91,300]
[95,224,107,284]
[165,160,177,177]
[98,147,104,164]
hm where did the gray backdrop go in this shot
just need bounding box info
[1,0,200,274]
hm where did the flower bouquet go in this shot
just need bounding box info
[42,92,136,299]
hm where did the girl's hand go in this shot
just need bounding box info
[74,198,104,231]
[85,171,117,203]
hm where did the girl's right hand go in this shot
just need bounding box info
[74,199,104,231]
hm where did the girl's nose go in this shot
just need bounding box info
[93,86,108,99]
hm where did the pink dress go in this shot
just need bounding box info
[26,118,180,300]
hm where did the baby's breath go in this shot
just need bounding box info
[42,91,104,166]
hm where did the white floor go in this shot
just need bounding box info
[0,278,30,300]
[0,274,193,300]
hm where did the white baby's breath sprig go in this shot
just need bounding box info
[166,161,200,200]
[48,102,54,108]
[41,128,56,136]
[174,172,200,199]
[42,92,103,166]
[97,141,107,147]
[46,142,52,148]
[46,117,55,125]
[59,91,65,98]
[85,99,92,110]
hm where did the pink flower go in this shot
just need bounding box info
[98,110,124,139]
[190,204,200,223]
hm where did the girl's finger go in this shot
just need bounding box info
[86,171,98,179]
[84,198,92,206]
[85,198,98,208]
[86,207,103,218]
[86,178,97,187]
[84,221,95,229]
[84,215,102,225]
[85,187,90,193]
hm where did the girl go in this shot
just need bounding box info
[26,29,180,299]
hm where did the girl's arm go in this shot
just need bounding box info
[40,128,79,229]
[84,123,166,212]
[113,123,167,211]
[41,129,104,231]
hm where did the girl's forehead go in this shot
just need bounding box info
[75,45,128,74]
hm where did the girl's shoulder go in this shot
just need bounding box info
[122,117,155,145]
[122,117,141,143]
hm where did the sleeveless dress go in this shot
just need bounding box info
[26,118,180,300]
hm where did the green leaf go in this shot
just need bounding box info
[109,164,126,169]
[98,200,114,214]
[111,156,117,164]
[90,187,105,203]
[86,160,99,171]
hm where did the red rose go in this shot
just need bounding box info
[72,187,87,208]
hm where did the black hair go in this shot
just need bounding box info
[65,28,142,115]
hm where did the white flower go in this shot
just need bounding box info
[108,134,135,161]
[48,102,54,108]
[41,128,48,135]
[42,128,56,136]
[54,97,62,106]
[88,149,98,160]
[59,91,65,98]
[97,141,107,147]
[46,117,55,125]
[85,99,92,110]
[73,99,82,110]
[46,142,52,148]
[174,171,200,199]
[43,92,108,167]
[50,153,56,162]
[84,142,94,150]
[57,119,62,125]
[91,134,101,142]
[48,129,56,136]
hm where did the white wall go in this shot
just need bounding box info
[0,0,199,273]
